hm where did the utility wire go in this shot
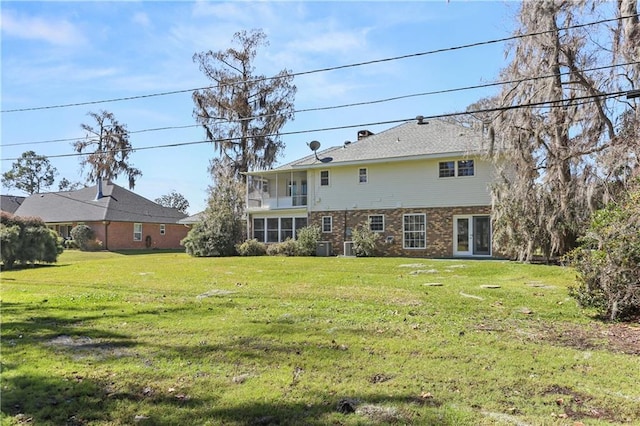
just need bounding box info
[3,60,638,148]
[1,14,636,114]
[1,90,627,162]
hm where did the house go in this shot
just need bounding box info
[0,195,26,214]
[245,118,496,258]
[13,180,189,250]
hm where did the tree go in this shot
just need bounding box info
[0,212,63,269]
[567,177,640,321]
[155,190,190,214]
[1,151,57,194]
[488,1,639,261]
[73,110,142,189]
[192,29,296,181]
[57,177,84,192]
[181,160,245,257]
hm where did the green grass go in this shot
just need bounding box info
[1,252,639,425]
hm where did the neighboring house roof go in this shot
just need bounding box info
[250,119,487,175]
[0,195,26,214]
[178,211,205,225]
[14,181,187,224]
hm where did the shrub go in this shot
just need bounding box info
[296,225,321,256]
[236,239,267,256]
[567,179,640,321]
[182,162,245,257]
[351,222,381,257]
[70,225,95,251]
[266,238,299,256]
[0,212,63,269]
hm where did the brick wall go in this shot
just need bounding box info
[65,221,188,250]
[309,205,492,257]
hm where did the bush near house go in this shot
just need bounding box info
[70,225,94,251]
[351,222,381,257]
[567,178,640,321]
[236,239,267,256]
[296,225,321,256]
[0,212,63,269]
[266,238,299,256]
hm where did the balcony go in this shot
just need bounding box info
[247,171,308,211]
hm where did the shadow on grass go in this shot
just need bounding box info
[112,249,185,256]
[2,370,452,426]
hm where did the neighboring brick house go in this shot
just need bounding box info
[245,118,497,258]
[14,180,189,250]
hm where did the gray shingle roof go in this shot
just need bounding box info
[272,119,486,171]
[14,181,187,224]
[0,195,26,214]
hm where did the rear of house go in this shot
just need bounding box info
[246,119,497,258]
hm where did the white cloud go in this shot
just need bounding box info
[0,9,87,46]
[132,12,151,28]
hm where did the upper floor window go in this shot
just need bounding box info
[369,215,384,232]
[133,223,142,241]
[322,216,332,233]
[439,161,456,178]
[320,170,330,186]
[359,168,368,184]
[439,160,474,177]
[457,160,475,176]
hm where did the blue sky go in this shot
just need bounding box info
[1,1,519,214]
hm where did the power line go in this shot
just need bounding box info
[3,60,637,148]
[1,90,628,163]
[1,14,636,114]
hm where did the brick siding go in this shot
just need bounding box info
[309,206,492,257]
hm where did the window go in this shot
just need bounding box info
[457,160,474,176]
[267,218,279,243]
[281,217,293,241]
[322,216,332,233]
[369,215,384,232]
[359,168,368,183]
[403,214,426,249]
[320,170,330,186]
[253,218,265,241]
[160,224,166,235]
[133,223,142,241]
[294,217,307,238]
[439,161,455,178]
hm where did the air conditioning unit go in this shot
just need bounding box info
[343,241,355,256]
[316,241,331,257]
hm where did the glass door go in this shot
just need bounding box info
[473,216,491,255]
[454,216,472,256]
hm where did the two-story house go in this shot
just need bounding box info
[245,118,495,258]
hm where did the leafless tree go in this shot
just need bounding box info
[74,110,142,189]
[192,29,296,182]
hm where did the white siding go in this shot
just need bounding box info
[308,157,493,211]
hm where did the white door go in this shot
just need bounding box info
[453,215,491,256]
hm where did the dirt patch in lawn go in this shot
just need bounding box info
[546,322,640,355]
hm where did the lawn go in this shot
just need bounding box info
[1,251,639,425]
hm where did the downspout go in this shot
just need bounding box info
[103,221,110,250]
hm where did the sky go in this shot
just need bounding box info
[1,0,521,215]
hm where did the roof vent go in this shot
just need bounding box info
[357,130,374,140]
[416,115,427,125]
[343,140,351,148]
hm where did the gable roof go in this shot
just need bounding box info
[0,195,26,214]
[256,119,486,174]
[14,181,187,224]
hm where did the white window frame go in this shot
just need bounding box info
[403,214,426,249]
[133,223,142,241]
[358,168,368,184]
[322,216,332,233]
[368,214,384,232]
[160,224,166,235]
[320,170,330,186]
[438,161,456,178]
